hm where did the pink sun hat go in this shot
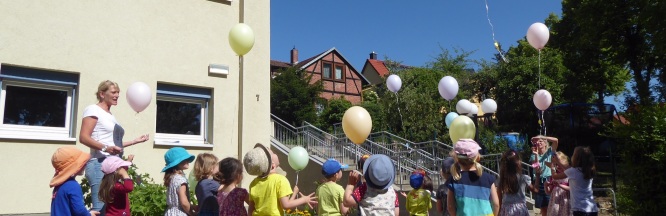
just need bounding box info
[101,156,132,174]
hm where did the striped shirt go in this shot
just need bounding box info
[446,171,496,216]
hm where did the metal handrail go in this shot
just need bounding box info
[593,188,618,216]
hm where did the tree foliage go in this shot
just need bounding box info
[271,67,324,126]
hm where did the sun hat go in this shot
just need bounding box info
[243,143,272,177]
[101,156,132,174]
[363,154,395,190]
[441,157,455,174]
[410,173,424,189]
[322,159,349,176]
[50,147,91,187]
[162,147,195,172]
[454,139,481,159]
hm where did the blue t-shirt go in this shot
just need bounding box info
[530,148,553,179]
[51,178,90,216]
[446,171,496,216]
[195,178,221,214]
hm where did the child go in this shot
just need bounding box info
[193,153,220,216]
[243,143,317,215]
[403,169,433,216]
[343,154,400,216]
[446,139,499,216]
[99,155,134,216]
[50,147,100,216]
[530,135,556,216]
[546,151,571,216]
[163,147,197,216]
[435,157,454,216]
[216,157,249,216]
[552,143,599,216]
[496,150,538,216]
[316,159,349,216]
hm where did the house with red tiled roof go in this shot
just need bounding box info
[271,47,369,104]
[361,52,390,85]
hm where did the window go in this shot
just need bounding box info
[335,65,343,80]
[154,83,212,147]
[0,65,78,141]
[322,62,345,80]
[323,63,332,79]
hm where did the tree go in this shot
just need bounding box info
[317,98,352,133]
[270,67,323,126]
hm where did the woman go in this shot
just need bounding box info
[79,80,149,212]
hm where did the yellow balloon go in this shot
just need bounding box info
[342,106,372,145]
[228,23,255,56]
[449,116,476,143]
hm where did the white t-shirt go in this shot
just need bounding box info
[83,105,120,158]
[565,167,599,213]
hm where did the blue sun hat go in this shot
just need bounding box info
[410,173,424,189]
[363,154,395,190]
[322,159,349,177]
[162,147,195,172]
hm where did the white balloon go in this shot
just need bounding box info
[456,99,473,114]
[126,82,152,113]
[533,89,552,111]
[438,76,459,101]
[481,99,498,114]
[526,22,550,50]
[386,75,402,93]
[467,104,479,117]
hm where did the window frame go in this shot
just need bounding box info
[0,80,76,141]
[153,87,212,148]
[321,61,345,81]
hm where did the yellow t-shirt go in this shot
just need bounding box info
[406,189,432,216]
[249,173,293,216]
[316,181,344,216]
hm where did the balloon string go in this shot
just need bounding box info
[394,92,404,128]
[538,50,542,89]
[485,0,508,63]
[542,110,547,136]
[295,171,299,187]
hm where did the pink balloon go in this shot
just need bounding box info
[438,76,459,101]
[526,22,550,50]
[533,89,552,111]
[126,82,152,113]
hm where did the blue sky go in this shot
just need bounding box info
[270,1,625,110]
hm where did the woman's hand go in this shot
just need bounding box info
[105,146,122,155]
[132,134,150,145]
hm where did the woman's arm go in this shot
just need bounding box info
[122,134,150,147]
[79,117,122,154]
[177,184,194,216]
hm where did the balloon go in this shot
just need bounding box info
[526,22,550,50]
[288,146,309,171]
[126,82,152,113]
[445,112,459,128]
[481,99,497,114]
[533,89,552,111]
[229,23,255,56]
[438,76,459,101]
[467,104,479,117]
[386,75,402,93]
[449,116,476,143]
[342,106,372,144]
[456,99,473,114]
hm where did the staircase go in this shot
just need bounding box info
[270,114,535,205]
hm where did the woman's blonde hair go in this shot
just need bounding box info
[193,153,219,181]
[556,151,569,166]
[96,80,119,101]
[99,171,122,204]
[450,151,484,181]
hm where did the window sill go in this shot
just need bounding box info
[0,125,75,142]
[0,133,76,142]
[154,140,213,148]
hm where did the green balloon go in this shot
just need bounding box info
[228,23,255,56]
[449,116,476,143]
[288,146,309,171]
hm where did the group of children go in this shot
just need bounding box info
[49,136,598,216]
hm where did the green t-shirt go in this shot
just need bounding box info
[406,189,432,216]
[249,173,293,216]
[316,181,345,216]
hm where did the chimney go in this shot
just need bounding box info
[291,47,299,64]
[370,51,377,60]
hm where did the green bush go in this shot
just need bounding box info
[604,105,666,215]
